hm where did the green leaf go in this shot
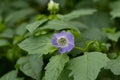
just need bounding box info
[40,20,71,30]
[105,56,120,75]
[68,21,88,31]
[5,8,36,26]
[110,1,120,18]
[110,9,120,18]
[78,12,111,28]
[58,9,96,21]
[0,23,5,32]
[0,29,14,38]
[0,39,9,46]
[11,1,29,9]
[0,70,23,80]
[68,52,109,80]
[18,34,56,55]
[82,27,107,42]
[16,23,27,36]
[26,19,48,33]
[107,31,120,42]
[45,54,69,80]
[58,69,73,80]
[17,54,43,80]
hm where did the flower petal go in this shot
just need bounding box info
[54,31,66,38]
[59,48,67,53]
[59,43,74,53]
[52,36,59,47]
[65,43,74,52]
[66,32,74,45]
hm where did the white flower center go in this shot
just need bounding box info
[57,36,68,47]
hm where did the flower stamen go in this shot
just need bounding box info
[57,37,68,47]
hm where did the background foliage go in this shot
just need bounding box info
[0,0,120,80]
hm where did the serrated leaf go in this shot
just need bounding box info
[105,56,120,75]
[17,54,43,80]
[0,70,23,80]
[18,34,56,55]
[26,19,48,33]
[59,9,96,21]
[107,31,120,42]
[68,52,109,80]
[45,54,69,80]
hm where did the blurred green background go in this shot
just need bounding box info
[0,0,120,80]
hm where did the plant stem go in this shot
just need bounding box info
[75,46,85,52]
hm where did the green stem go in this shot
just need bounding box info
[75,46,85,52]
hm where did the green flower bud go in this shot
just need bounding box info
[85,41,107,52]
[48,0,59,14]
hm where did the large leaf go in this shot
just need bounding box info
[82,27,107,42]
[67,21,88,31]
[105,56,120,75]
[45,54,69,80]
[0,70,23,80]
[18,34,56,55]
[39,20,80,34]
[5,8,36,26]
[68,52,109,80]
[58,69,73,80]
[78,12,111,28]
[40,20,72,30]
[26,19,48,33]
[58,9,96,21]
[17,54,43,80]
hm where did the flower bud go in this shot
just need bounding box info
[48,0,59,14]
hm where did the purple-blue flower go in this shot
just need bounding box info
[52,31,74,53]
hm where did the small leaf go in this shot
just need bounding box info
[110,1,120,18]
[105,56,120,75]
[17,54,43,80]
[18,34,56,55]
[107,31,120,42]
[45,54,69,80]
[0,70,23,80]
[26,19,48,33]
[68,52,109,80]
